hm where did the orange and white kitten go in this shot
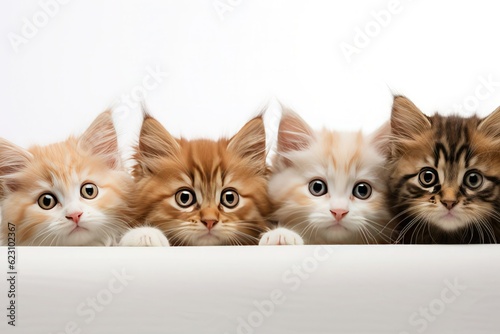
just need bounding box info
[0,111,133,246]
[260,108,394,245]
[119,113,272,246]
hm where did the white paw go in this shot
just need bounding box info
[119,227,170,247]
[259,228,304,246]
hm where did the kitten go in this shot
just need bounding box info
[0,111,133,246]
[389,95,500,244]
[119,113,272,246]
[260,108,393,245]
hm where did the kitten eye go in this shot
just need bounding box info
[81,183,99,199]
[353,182,372,200]
[38,193,58,210]
[175,189,196,208]
[418,168,439,188]
[220,189,240,208]
[463,171,483,189]
[309,179,327,196]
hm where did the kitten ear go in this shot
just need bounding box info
[478,106,500,138]
[277,107,314,154]
[0,138,32,193]
[137,114,180,158]
[134,114,180,176]
[79,111,120,169]
[391,95,431,139]
[228,115,267,167]
[369,121,391,155]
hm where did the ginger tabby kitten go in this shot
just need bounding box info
[120,113,272,246]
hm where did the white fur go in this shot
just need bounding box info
[270,111,392,244]
[259,227,304,245]
[119,227,170,247]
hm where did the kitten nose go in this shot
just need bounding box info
[66,212,83,224]
[200,207,219,230]
[201,220,218,230]
[330,209,349,222]
[440,199,458,210]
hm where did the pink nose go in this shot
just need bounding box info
[66,212,83,224]
[201,220,218,230]
[330,209,349,222]
[441,199,458,210]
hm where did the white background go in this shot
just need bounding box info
[2,0,500,150]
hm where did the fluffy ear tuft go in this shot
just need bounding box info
[134,113,180,177]
[478,106,500,138]
[79,111,120,169]
[277,107,314,154]
[0,138,32,193]
[369,121,391,156]
[138,114,180,158]
[391,95,431,139]
[228,115,267,168]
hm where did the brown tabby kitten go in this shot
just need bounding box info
[389,95,500,243]
[120,113,272,246]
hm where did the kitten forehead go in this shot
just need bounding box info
[35,170,81,197]
[320,129,384,169]
[15,138,112,193]
[145,136,266,204]
[287,129,385,177]
[179,138,262,185]
[396,113,499,172]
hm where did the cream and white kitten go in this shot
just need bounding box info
[260,108,394,245]
[0,111,132,246]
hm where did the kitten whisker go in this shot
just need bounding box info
[359,219,393,243]
[396,214,424,244]
[357,225,374,244]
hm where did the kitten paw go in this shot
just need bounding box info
[119,227,170,247]
[259,228,304,246]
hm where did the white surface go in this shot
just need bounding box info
[0,245,499,334]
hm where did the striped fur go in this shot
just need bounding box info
[389,96,500,243]
[127,113,272,246]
